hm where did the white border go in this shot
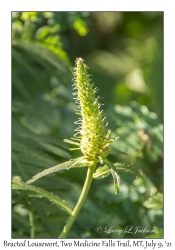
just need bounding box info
[1,0,175,248]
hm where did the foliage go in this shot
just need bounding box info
[12,176,72,215]
[12,12,163,239]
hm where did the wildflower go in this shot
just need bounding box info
[66,57,114,164]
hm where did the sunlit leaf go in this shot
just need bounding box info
[35,26,50,40]
[110,169,120,195]
[25,159,76,184]
[93,165,110,179]
[143,193,163,210]
[71,16,88,36]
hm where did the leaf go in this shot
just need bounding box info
[104,159,150,196]
[35,26,50,40]
[25,159,74,184]
[93,165,110,179]
[12,141,57,168]
[12,119,73,182]
[66,156,90,169]
[12,75,34,104]
[13,120,68,150]
[68,14,89,37]
[103,159,121,195]
[12,176,72,215]
[12,40,70,76]
[25,156,86,184]
[146,226,163,238]
[38,141,71,159]
[110,149,130,156]
[12,48,43,89]
[110,169,120,195]
[104,159,123,171]
[113,163,151,196]
[71,16,89,36]
[143,193,163,210]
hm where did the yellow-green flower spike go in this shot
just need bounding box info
[68,57,115,164]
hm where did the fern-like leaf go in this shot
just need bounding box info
[12,176,72,215]
[25,156,87,184]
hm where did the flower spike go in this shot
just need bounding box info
[65,57,116,163]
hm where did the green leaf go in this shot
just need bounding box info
[35,26,50,40]
[104,159,124,171]
[114,163,151,196]
[146,226,163,238]
[110,149,130,156]
[103,159,121,195]
[25,159,74,184]
[93,165,110,179]
[110,169,120,195]
[12,48,43,89]
[13,120,68,150]
[104,159,151,196]
[12,176,72,215]
[12,40,70,74]
[71,15,88,36]
[38,141,71,159]
[25,156,87,184]
[143,193,163,210]
[12,141,57,168]
[66,156,89,169]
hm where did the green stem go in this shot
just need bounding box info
[29,208,35,238]
[58,162,96,238]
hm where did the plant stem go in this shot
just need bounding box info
[29,208,35,238]
[58,162,96,238]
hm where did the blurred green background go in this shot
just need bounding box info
[12,12,163,239]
